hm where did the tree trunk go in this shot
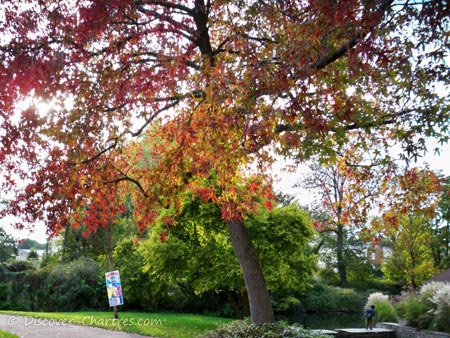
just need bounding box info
[337,224,347,286]
[227,219,275,324]
[445,222,449,258]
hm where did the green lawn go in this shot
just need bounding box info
[0,330,18,338]
[0,311,233,338]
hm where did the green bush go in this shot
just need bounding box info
[0,283,9,301]
[42,257,105,311]
[0,282,12,310]
[334,288,363,311]
[296,281,363,313]
[199,320,332,338]
[4,260,34,272]
[395,295,432,329]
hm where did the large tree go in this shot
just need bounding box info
[138,197,315,316]
[1,1,449,323]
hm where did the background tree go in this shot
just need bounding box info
[315,224,376,284]
[111,238,160,312]
[376,167,442,290]
[17,239,46,251]
[0,228,17,262]
[303,141,389,286]
[1,0,449,323]
[383,214,438,291]
[26,249,39,260]
[431,176,450,269]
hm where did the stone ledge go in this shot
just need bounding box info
[310,329,338,336]
[334,328,395,338]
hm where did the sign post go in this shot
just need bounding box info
[105,270,123,318]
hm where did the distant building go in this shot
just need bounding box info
[14,239,58,261]
[15,248,45,261]
[367,245,392,267]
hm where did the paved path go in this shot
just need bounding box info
[0,314,150,338]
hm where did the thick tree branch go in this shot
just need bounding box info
[274,108,415,134]
[309,0,394,71]
[136,0,194,16]
[105,175,149,198]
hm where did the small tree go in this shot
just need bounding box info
[379,168,441,291]
[431,176,450,269]
[383,215,438,290]
[27,249,38,260]
[0,228,17,262]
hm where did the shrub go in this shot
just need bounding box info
[395,295,431,329]
[199,320,332,338]
[4,261,34,272]
[43,257,104,311]
[346,279,402,295]
[395,282,450,332]
[296,281,364,313]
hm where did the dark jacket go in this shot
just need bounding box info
[365,307,375,319]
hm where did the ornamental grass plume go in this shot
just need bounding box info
[420,282,447,304]
[365,292,389,309]
[430,284,450,333]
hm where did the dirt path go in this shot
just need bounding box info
[0,314,151,338]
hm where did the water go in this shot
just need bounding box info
[284,312,366,330]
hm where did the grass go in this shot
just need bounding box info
[0,310,234,338]
[0,330,18,338]
[372,300,397,323]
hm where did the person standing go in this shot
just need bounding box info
[365,305,376,330]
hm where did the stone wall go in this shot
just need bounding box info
[378,322,450,338]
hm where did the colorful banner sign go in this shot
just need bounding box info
[105,270,123,307]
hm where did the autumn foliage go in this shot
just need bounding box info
[372,167,443,237]
[1,0,448,231]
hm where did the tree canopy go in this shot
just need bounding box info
[1,0,449,323]
[1,1,449,230]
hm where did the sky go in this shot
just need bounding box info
[2,139,449,244]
